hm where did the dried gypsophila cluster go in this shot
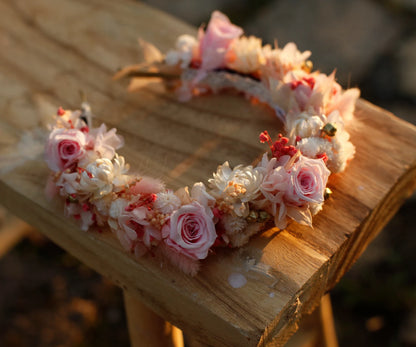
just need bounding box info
[45,11,358,276]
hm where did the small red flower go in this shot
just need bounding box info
[57,107,65,116]
[270,134,298,159]
[316,153,328,163]
[259,131,271,144]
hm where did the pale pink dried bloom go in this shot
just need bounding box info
[90,124,124,160]
[198,11,243,72]
[118,206,161,252]
[129,176,164,195]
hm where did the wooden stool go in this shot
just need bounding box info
[0,1,415,346]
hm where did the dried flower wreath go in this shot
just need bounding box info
[45,11,359,275]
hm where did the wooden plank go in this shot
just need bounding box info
[0,0,415,346]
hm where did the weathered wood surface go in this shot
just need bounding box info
[0,0,415,346]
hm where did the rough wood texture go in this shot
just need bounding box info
[0,0,415,346]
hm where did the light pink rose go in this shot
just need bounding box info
[164,201,217,260]
[285,156,330,205]
[117,206,161,253]
[45,128,87,172]
[199,11,243,71]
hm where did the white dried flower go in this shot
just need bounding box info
[165,34,198,68]
[279,42,311,69]
[79,158,114,199]
[108,198,129,230]
[226,36,265,74]
[53,109,87,130]
[93,194,114,217]
[262,42,311,79]
[286,110,325,140]
[329,131,355,172]
[56,172,80,196]
[111,155,133,192]
[208,162,263,217]
[154,190,181,214]
[296,131,355,173]
[297,137,331,160]
[79,155,131,200]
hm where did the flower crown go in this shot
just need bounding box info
[45,11,359,276]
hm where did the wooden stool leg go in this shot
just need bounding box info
[318,294,338,347]
[123,291,184,347]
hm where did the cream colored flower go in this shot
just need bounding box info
[262,42,311,79]
[79,155,132,199]
[174,182,215,218]
[296,137,331,159]
[208,162,263,217]
[279,42,311,69]
[286,110,325,140]
[111,155,133,192]
[108,198,129,231]
[296,129,355,173]
[53,109,86,130]
[165,34,198,68]
[226,36,265,74]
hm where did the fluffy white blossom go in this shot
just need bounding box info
[296,137,331,159]
[208,162,263,217]
[154,190,181,214]
[221,213,247,235]
[56,172,80,196]
[165,34,198,68]
[296,132,355,173]
[285,110,325,140]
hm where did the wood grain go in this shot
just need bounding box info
[0,0,415,346]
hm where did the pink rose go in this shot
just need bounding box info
[45,128,87,172]
[118,206,161,253]
[285,156,330,205]
[199,11,243,71]
[164,201,217,260]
